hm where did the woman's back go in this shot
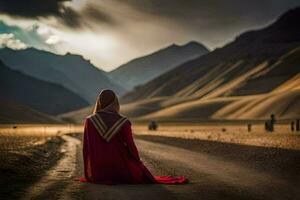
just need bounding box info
[83,111,155,184]
[81,89,187,185]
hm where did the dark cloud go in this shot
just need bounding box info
[1,0,300,69]
[0,0,69,17]
[114,0,300,30]
[113,0,300,47]
[1,0,300,31]
[58,7,82,28]
[83,5,118,26]
[118,0,300,21]
[0,0,83,27]
[0,0,120,29]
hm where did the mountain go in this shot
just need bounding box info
[0,99,63,124]
[119,7,300,121]
[109,41,209,89]
[0,48,125,103]
[0,60,89,115]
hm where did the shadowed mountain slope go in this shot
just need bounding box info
[119,7,300,120]
[0,99,63,124]
[0,61,89,115]
[0,48,125,103]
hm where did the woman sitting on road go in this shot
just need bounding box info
[80,89,187,184]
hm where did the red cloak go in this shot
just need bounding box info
[80,111,187,184]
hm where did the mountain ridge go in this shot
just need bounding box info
[0,60,89,115]
[119,7,300,120]
[0,47,125,103]
[109,41,209,89]
[56,7,300,122]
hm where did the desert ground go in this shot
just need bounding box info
[0,123,300,200]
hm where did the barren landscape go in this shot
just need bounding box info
[1,123,299,200]
[1,3,300,200]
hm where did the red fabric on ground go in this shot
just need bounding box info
[81,111,187,185]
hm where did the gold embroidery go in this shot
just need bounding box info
[89,114,127,142]
[90,117,105,135]
[106,118,127,141]
[95,114,107,130]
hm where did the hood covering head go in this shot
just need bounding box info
[93,89,120,114]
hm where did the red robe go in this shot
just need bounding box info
[80,111,187,184]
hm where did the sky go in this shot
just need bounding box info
[0,0,300,71]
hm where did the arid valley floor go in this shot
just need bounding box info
[0,123,299,200]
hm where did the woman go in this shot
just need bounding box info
[80,89,187,184]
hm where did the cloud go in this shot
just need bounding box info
[0,0,70,17]
[1,0,299,33]
[0,21,59,52]
[1,1,300,71]
[0,0,83,27]
[0,33,27,49]
[46,35,61,45]
[82,5,118,26]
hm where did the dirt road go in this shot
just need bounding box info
[21,134,300,200]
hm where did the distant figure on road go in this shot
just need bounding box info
[148,120,158,131]
[265,114,276,132]
[296,119,300,132]
[291,121,295,132]
[269,114,276,132]
[80,89,187,184]
[247,124,252,132]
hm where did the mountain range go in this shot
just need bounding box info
[2,7,300,123]
[64,7,300,123]
[0,40,208,123]
[0,48,125,103]
[109,41,209,89]
[0,60,88,116]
